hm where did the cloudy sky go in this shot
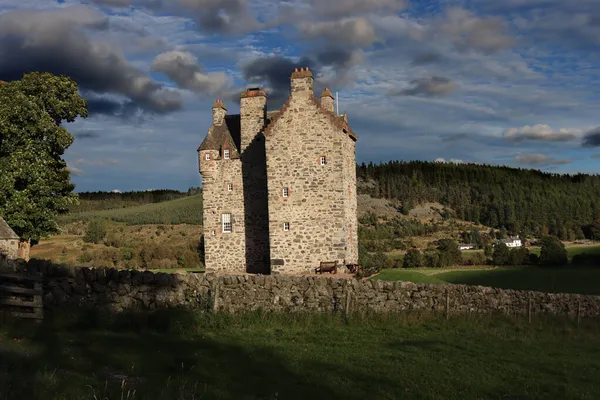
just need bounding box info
[1,0,599,192]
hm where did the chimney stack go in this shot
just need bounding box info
[212,99,227,125]
[320,88,335,113]
[290,67,314,96]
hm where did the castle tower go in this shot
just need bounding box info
[198,99,246,273]
[320,88,335,113]
[240,88,270,274]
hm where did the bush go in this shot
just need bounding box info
[539,235,568,266]
[483,245,493,258]
[83,218,109,244]
[402,249,423,268]
[357,247,393,278]
[508,247,530,266]
[436,239,461,266]
[492,243,510,266]
[423,251,440,268]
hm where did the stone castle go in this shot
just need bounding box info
[198,67,358,274]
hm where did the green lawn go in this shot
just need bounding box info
[1,310,599,399]
[58,194,203,225]
[374,267,600,295]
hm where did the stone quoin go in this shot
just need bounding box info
[198,68,359,274]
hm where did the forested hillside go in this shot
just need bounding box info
[357,161,600,240]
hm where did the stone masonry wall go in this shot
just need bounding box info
[0,239,18,260]
[265,88,349,274]
[342,133,359,265]
[200,153,246,273]
[16,263,600,320]
[240,92,271,274]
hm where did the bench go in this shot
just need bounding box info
[315,261,338,274]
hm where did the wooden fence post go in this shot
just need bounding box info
[445,289,450,320]
[528,295,532,324]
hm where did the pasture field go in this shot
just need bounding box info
[1,310,599,400]
[373,267,600,295]
[57,194,203,225]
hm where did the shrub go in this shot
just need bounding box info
[423,251,440,268]
[436,239,461,266]
[357,246,393,278]
[83,218,109,244]
[508,247,530,266]
[402,249,423,268]
[539,235,568,266]
[492,243,510,266]
[483,245,493,258]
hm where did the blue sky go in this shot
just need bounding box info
[1,0,599,192]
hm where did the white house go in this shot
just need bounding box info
[459,244,475,250]
[498,236,522,248]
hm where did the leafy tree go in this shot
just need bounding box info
[83,218,108,244]
[436,239,461,266]
[539,235,568,266]
[492,243,510,266]
[0,72,87,243]
[483,244,493,258]
[508,247,530,266]
[402,248,423,268]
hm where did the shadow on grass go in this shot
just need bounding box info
[437,267,600,295]
[0,308,407,400]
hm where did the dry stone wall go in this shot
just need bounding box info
[11,262,600,319]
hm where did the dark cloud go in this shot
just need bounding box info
[241,55,318,106]
[306,0,407,18]
[591,154,600,159]
[411,52,442,65]
[73,130,101,140]
[174,0,261,34]
[151,51,230,94]
[388,76,458,97]
[299,18,378,47]
[441,133,469,142]
[0,6,182,117]
[582,127,600,147]
[87,0,134,6]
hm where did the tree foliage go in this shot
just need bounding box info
[0,72,86,241]
[539,236,568,266]
[357,161,600,239]
[403,248,423,268]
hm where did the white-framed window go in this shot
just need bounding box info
[282,187,289,198]
[224,149,230,160]
[283,222,290,231]
[205,153,211,161]
[222,213,232,233]
[227,183,233,192]
[320,156,327,165]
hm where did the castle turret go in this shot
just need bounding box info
[320,87,335,113]
[291,67,314,96]
[212,98,226,125]
[240,87,267,154]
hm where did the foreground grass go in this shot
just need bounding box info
[1,310,599,400]
[58,195,203,225]
[374,267,600,295]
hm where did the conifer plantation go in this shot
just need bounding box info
[358,161,600,240]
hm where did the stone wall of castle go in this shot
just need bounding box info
[342,137,359,264]
[265,83,354,273]
[240,91,271,274]
[200,153,246,273]
[17,262,600,321]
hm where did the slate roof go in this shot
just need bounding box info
[198,114,241,155]
[0,217,19,240]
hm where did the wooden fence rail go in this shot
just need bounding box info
[0,272,44,320]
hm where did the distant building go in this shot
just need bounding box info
[0,217,19,260]
[498,236,522,248]
[459,244,475,250]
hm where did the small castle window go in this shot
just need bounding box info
[283,222,290,231]
[224,149,230,160]
[205,153,211,161]
[222,213,232,233]
[227,183,233,192]
[282,187,289,198]
[320,156,327,165]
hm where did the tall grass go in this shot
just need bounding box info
[58,195,203,225]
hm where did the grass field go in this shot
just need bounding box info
[1,310,599,400]
[58,195,203,225]
[373,267,600,295]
